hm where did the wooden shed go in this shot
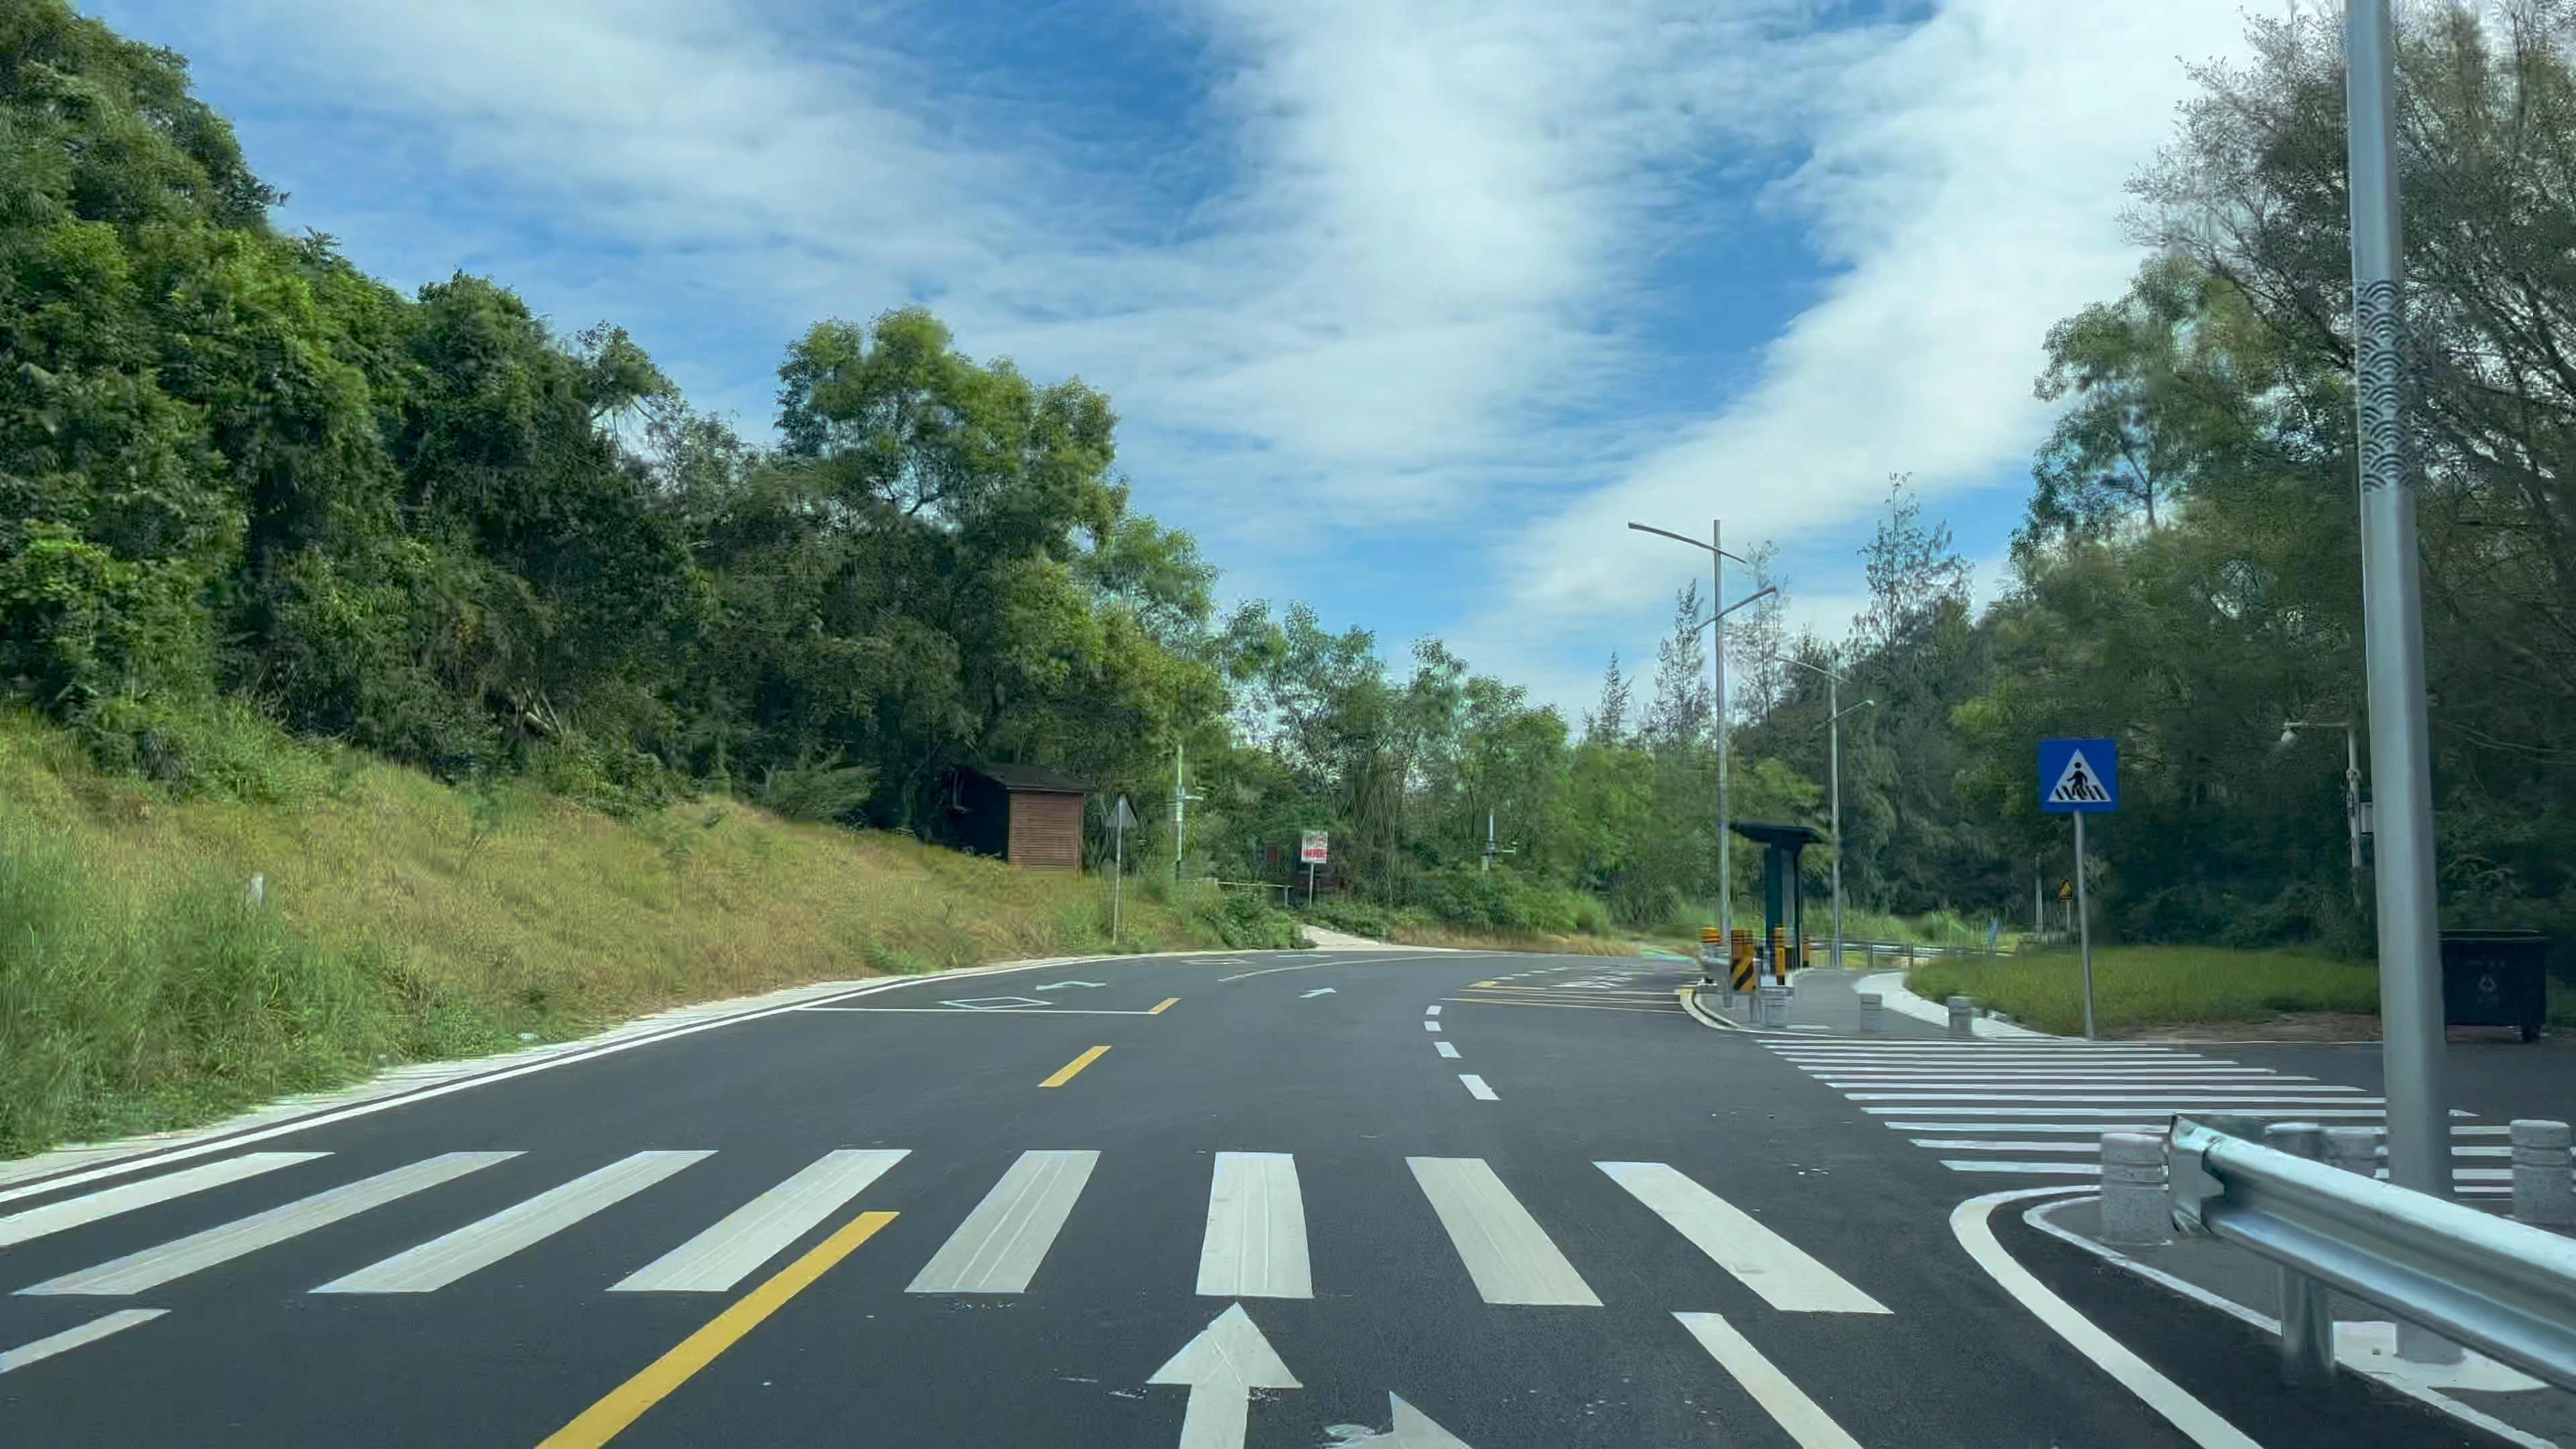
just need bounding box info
[945,764,1092,873]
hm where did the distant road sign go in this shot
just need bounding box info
[1299,830,1329,864]
[2039,738,2118,813]
[1114,796,1139,830]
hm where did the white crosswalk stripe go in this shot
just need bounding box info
[612,1149,908,1293]
[906,1150,1098,1294]
[19,1152,520,1296]
[1407,1157,1600,1306]
[1597,1163,1884,1313]
[1766,1038,2506,1185]
[317,1151,710,1293]
[0,1152,328,1250]
[1196,1152,1311,1299]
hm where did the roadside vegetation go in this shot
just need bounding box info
[1909,947,2383,1037]
[0,710,1298,1158]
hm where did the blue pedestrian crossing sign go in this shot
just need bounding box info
[2039,738,2118,813]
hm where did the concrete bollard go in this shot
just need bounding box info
[1858,993,1883,1033]
[2512,1120,2575,1228]
[1756,986,1790,1028]
[2098,1132,2171,1246]
[1946,996,1975,1039]
[2322,1126,2382,1179]
[2264,1122,2335,1385]
[244,873,266,908]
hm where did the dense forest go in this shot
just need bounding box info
[3,3,2571,963]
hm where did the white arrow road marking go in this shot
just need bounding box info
[1148,1303,1299,1449]
[1036,981,1108,990]
[1301,987,1336,998]
[1324,1393,1474,1446]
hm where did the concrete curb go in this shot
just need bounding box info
[0,945,1288,1197]
[1858,969,2064,1040]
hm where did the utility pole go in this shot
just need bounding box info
[1173,740,1185,883]
[2346,0,2455,1362]
[1711,519,1731,941]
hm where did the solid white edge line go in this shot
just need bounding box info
[2021,1196,2557,1449]
[0,951,1207,1208]
[1951,1186,2261,1449]
[1459,1075,1497,1101]
[0,1308,167,1374]
[1672,1312,1864,1448]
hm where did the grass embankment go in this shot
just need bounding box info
[0,711,1296,1159]
[1908,946,2381,1036]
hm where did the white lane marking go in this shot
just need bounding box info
[1841,1091,2377,1104]
[1866,1106,2392,1118]
[907,1150,1099,1293]
[1218,955,1437,982]
[611,1149,908,1292]
[1890,1121,2171,1134]
[1459,1075,1498,1101]
[1424,1022,1442,1032]
[0,1153,329,1250]
[1301,987,1336,998]
[1811,1069,2296,1080]
[316,1150,709,1293]
[2023,1197,2555,1448]
[1425,1006,1441,1016]
[1597,1163,1886,1314]
[1672,1313,1864,1448]
[1434,1041,1462,1059]
[1942,1161,2106,1175]
[1952,1187,2263,1448]
[19,1153,519,1295]
[1407,1158,1599,1307]
[1913,1140,2106,1152]
[0,1309,166,1374]
[1197,1152,1311,1299]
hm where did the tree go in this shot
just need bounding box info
[1582,651,1631,745]
[1643,580,1712,750]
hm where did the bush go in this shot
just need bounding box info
[1411,864,1592,934]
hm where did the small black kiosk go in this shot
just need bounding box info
[1730,820,1820,978]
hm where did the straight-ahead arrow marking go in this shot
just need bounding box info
[1036,981,1107,991]
[1148,1303,1299,1449]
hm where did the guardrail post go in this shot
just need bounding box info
[2099,1132,2171,1246]
[1858,993,1882,1034]
[2513,1120,2575,1228]
[2265,1122,2337,1385]
[2323,1126,2382,1179]
[1946,996,1975,1039]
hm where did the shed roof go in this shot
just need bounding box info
[969,763,1094,795]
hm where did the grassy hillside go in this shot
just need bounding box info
[0,710,1298,1159]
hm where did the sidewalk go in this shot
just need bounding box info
[2031,1191,2576,1444]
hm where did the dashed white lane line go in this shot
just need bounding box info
[1434,1041,1461,1059]
[1425,1006,1442,1016]
[0,1152,329,1250]
[0,1309,166,1375]
[1459,1075,1498,1102]
[1425,1021,1442,1032]
[1951,1187,2261,1449]
[1674,1312,1864,1448]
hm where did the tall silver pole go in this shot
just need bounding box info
[1173,740,1185,883]
[1829,669,1844,972]
[2075,812,2096,1040]
[1713,519,1731,939]
[2347,0,2451,1250]
[1113,821,1124,943]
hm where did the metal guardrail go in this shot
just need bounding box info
[2167,1114,2576,1389]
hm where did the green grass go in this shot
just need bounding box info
[1909,945,2381,1036]
[0,708,1298,1159]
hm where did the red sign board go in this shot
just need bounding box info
[1299,831,1329,864]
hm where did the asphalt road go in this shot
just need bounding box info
[0,949,2498,1446]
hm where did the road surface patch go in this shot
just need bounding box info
[538,1209,897,1448]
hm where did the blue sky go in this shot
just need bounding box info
[85,0,2266,717]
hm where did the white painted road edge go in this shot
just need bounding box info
[1949,1186,2263,1449]
[2023,1196,2558,1449]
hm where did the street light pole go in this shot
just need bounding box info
[2346,0,2455,1360]
[1772,651,1874,975]
[1627,519,1766,943]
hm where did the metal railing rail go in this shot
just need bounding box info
[2168,1114,2576,1389]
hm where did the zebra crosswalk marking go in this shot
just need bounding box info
[316,1151,710,1294]
[1407,1157,1599,1307]
[0,1309,166,1375]
[1675,1313,1864,1449]
[611,1150,908,1293]
[19,1152,519,1296]
[906,1150,1097,1294]
[1597,1163,1885,1314]
[1196,1152,1311,1299]
[0,1152,328,1250]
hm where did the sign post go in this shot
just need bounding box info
[1299,830,1328,907]
[2039,738,2118,1039]
[1112,796,1139,943]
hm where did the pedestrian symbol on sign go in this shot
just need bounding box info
[2046,749,2112,806]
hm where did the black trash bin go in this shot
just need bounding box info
[2438,929,2551,1042]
